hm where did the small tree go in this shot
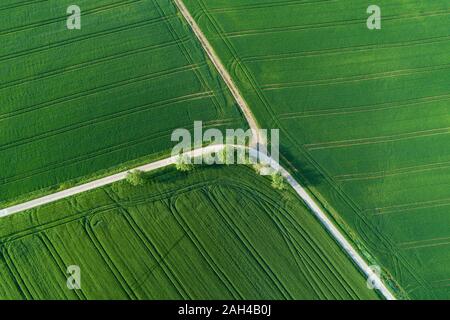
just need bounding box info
[252,161,271,175]
[271,171,286,190]
[126,170,146,186]
[58,182,72,191]
[176,155,194,172]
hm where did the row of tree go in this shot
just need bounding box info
[126,149,286,190]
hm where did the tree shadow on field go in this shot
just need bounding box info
[279,145,324,188]
[135,166,192,189]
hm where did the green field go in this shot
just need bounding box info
[0,0,245,206]
[184,0,450,299]
[0,165,378,299]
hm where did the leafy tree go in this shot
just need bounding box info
[176,155,194,172]
[252,161,272,175]
[58,182,72,191]
[126,170,146,186]
[271,171,286,190]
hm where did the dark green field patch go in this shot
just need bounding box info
[0,0,245,205]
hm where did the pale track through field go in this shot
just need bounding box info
[277,93,450,119]
[170,1,261,143]
[305,126,450,151]
[180,0,397,300]
[334,159,450,182]
[242,35,450,63]
[261,63,450,91]
[365,196,450,216]
[205,0,337,14]
[0,0,396,300]
[223,9,450,38]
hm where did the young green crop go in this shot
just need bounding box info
[184,0,450,299]
[0,0,245,207]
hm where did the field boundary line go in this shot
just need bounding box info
[171,0,261,144]
[223,9,450,38]
[261,63,450,91]
[173,0,396,300]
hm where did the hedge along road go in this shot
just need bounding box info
[173,0,396,300]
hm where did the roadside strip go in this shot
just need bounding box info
[0,146,218,217]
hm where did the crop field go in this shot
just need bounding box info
[0,165,378,299]
[0,0,245,206]
[183,0,450,299]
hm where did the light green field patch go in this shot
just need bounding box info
[184,0,450,299]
